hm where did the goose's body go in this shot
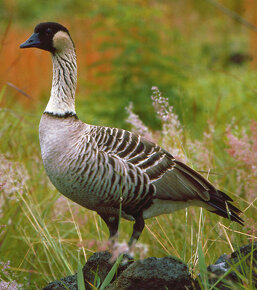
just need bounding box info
[20,22,243,245]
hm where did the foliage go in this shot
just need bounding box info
[76,1,182,129]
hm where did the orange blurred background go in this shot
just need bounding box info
[0,1,256,111]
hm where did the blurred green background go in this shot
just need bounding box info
[1,0,256,135]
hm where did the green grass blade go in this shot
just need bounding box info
[77,256,86,290]
[99,254,123,290]
[198,242,208,290]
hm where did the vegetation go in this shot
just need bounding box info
[0,0,256,288]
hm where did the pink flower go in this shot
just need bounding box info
[226,120,257,200]
[0,154,29,216]
[0,281,22,290]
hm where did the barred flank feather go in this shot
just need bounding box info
[20,22,244,246]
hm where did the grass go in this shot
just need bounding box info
[0,87,255,288]
[0,2,257,288]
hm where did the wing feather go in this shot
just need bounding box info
[88,125,243,224]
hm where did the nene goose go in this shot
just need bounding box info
[20,22,243,246]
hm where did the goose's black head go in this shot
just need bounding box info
[20,22,73,54]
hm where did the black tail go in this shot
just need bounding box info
[172,160,244,225]
[207,190,244,225]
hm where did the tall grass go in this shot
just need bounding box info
[0,84,256,288]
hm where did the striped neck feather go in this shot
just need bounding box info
[44,48,77,116]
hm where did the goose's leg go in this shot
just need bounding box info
[98,213,119,241]
[128,212,145,247]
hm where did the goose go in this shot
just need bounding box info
[20,22,243,246]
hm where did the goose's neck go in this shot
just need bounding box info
[44,48,77,116]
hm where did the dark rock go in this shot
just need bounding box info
[43,242,256,290]
[108,256,193,290]
[205,241,257,289]
[83,251,133,289]
[43,274,77,290]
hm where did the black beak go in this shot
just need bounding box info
[20,33,40,49]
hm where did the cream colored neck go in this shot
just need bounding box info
[44,47,77,116]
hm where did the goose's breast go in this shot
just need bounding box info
[39,114,99,209]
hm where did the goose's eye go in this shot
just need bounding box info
[46,28,52,36]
